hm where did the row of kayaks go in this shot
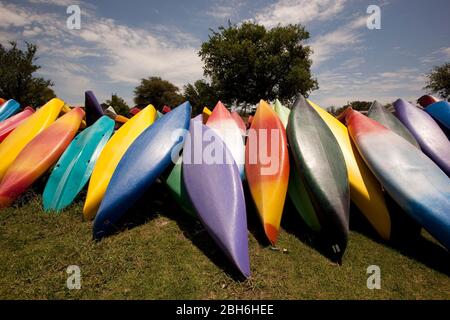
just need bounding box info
[0,93,449,279]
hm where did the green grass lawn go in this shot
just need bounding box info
[0,182,449,300]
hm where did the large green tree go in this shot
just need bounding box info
[183,80,217,115]
[105,93,129,116]
[134,77,184,110]
[199,22,318,111]
[0,41,55,107]
[425,62,450,101]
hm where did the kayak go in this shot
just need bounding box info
[425,101,450,131]
[183,117,250,278]
[206,101,245,177]
[0,99,20,121]
[231,111,247,135]
[308,100,392,240]
[0,98,63,181]
[43,116,115,212]
[367,101,420,148]
[342,108,450,251]
[162,105,171,113]
[129,107,141,116]
[274,99,290,128]
[202,107,212,124]
[0,107,34,142]
[85,91,104,125]
[0,108,84,208]
[287,95,350,261]
[394,99,450,176]
[93,102,191,239]
[245,100,289,244]
[83,104,157,220]
[417,95,439,108]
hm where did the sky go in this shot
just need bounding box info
[1,0,450,108]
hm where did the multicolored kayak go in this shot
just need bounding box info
[418,95,439,108]
[0,99,20,121]
[0,108,84,208]
[287,95,350,261]
[367,101,420,148]
[202,107,212,124]
[394,99,450,176]
[85,91,104,125]
[231,111,246,135]
[83,104,157,220]
[206,101,245,177]
[0,107,34,142]
[245,100,289,245]
[93,102,191,239]
[309,100,392,240]
[425,101,450,131]
[43,116,115,212]
[0,98,64,181]
[183,117,250,278]
[342,108,450,251]
[274,99,290,128]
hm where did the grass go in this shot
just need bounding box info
[0,181,449,300]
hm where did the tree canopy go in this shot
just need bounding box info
[199,22,318,110]
[183,80,217,115]
[134,77,184,110]
[105,93,129,116]
[425,63,450,101]
[0,41,55,107]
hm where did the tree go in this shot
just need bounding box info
[183,80,218,115]
[0,41,55,107]
[199,22,318,112]
[333,101,372,116]
[425,63,450,101]
[134,77,184,110]
[105,94,129,116]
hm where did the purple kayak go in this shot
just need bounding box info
[182,117,250,279]
[85,91,105,126]
[394,98,450,176]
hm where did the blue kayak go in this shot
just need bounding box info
[43,116,115,212]
[0,99,20,121]
[425,101,450,131]
[93,102,191,239]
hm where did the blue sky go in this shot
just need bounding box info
[1,0,450,107]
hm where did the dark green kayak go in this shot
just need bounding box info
[287,95,350,261]
[367,101,420,148]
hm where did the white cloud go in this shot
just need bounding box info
[254,0,347,28]
[206,1,241,19]
[0,3,29,27]
[28,0,80,7]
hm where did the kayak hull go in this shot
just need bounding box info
[0,99,20,121]
[425,101,450,131]
[0,107,34,142]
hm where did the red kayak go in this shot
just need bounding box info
[0,107,35,142]
[417,95,439,108]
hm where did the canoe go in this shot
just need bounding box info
[245,100,289,244]
[0,107,34,142]
[83,104,157,220]
[394,99,450,176]
[162,105,171,113]
[114,115,129,124]
[43,116,115,212]
[418,95,439,108]
[0,98,64,181]
[129,107,141,116]
[425,101,450,131]
[93,102,191,239]
[367,101,420,148]
[308,100,392,240]
[0,108,84,208]
[206,101,245,177]
[287,95,350,260]
[273,102,320,232]
[274,99,290,128]
[231,111,246,135]
[85,91,104,125]
[0,99,20,121]
[202,107,212,124]
[342,108,450,250]
[183,117,250,278]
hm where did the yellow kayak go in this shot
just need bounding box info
[0,98,64,181]
[83,104,157,220]
[202,106,212,124]
[308,100,391,240]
